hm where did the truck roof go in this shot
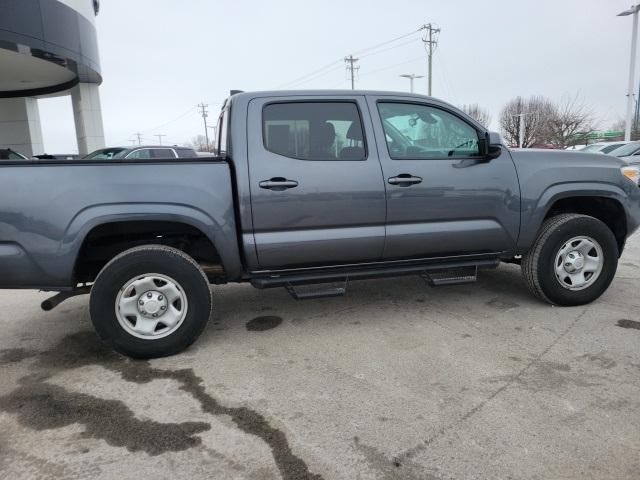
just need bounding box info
[230,89,436,101]
[223,89,472,129]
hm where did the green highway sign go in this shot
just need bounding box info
[573,131,624,140]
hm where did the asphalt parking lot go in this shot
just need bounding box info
[1,237,639,480]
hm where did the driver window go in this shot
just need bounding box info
[377,102,480,159]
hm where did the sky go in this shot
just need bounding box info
[38,0,639,153]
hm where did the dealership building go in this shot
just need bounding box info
[0,0,104,156]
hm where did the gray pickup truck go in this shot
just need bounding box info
[1,90,639,358]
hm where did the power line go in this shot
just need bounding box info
[140,107,198,134]
[134,132,143,145]
[358,35,423,60]
[274,27,422,90]
[352,27,423,56]
[154,134,166,145]
[283,64,346,89]
[345,55,360,90]
[275,58,344,89]
[358,56,424,79]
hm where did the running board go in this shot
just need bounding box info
[285,280,348,300]
[421,266,478,287]
[251,257,499,290]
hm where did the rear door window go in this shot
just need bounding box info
[262,102,366,160]
[151,149,177,159]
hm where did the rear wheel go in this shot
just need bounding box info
[90,245,212,358]
[522,214,618,306]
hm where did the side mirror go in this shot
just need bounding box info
[486,131,503,159]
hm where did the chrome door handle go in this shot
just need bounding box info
[388,174,423,186]
[259,177,299,190]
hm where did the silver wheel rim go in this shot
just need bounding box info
[554,236,603,291]
[115,273,188,340]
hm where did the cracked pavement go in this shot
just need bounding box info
[1,235,640,479]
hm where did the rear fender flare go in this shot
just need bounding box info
[60,203,243,281]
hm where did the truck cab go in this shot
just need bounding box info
[222,91,520,271]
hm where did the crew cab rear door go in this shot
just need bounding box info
[247,95,386,269]
[367,95,520,260]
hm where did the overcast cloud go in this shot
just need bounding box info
[38,0,638,152]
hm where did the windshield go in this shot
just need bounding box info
[599,143,626,154]
[579,144,603,153]
[84,148,126,160]
[609,142,640,157]
[0,149,27,160]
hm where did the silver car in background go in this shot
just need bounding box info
[608,141,640,161]
[580,140,632,154]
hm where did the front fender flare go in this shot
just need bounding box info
[517,182,627,251]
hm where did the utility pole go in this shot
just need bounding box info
[134,132,143,145]
[635,81,640,138]
[400,74,424,93]
[512,112,537,148]
[421,23,440,96]
[344,55,359,90]
[198,103,210,151]
[154,134,166,145]
[518,114,525,149]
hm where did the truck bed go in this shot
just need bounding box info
[0,158,241,288]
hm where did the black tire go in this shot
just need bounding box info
[522,214,619,306]
[89,245,212,358]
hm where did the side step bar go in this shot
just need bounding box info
[285,280,348,300]
[421,266,477,287]
[252,257,499,296]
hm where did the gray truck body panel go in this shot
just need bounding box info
[509,149,640,249]
[1,90,639,289]
[0,161,242,288]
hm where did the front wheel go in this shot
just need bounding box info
[89,245,212,358]
[522,213,619,306]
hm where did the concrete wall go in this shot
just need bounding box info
[0,97,44,156]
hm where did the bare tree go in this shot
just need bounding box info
[461,104,492,128]
[542,95,594,148]
[499,96,555,147]
[610,118,625,133]
[186,135,210,152]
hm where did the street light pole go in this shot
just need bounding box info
[618,5,640,141]
[400,74,424,93]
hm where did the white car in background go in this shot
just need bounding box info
[607,141,640,161]
[580,141,632,154]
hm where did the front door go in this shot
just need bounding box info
[248,96,386,269]
[367,96,521,260]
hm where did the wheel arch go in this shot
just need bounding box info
[63,204,243,283]
[518,183,628,254]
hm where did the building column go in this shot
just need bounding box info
[0,97,44,157]
[71,82,105,155]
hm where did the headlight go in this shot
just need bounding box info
[621,165,640,185]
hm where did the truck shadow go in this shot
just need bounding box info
[203,263,535,341]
